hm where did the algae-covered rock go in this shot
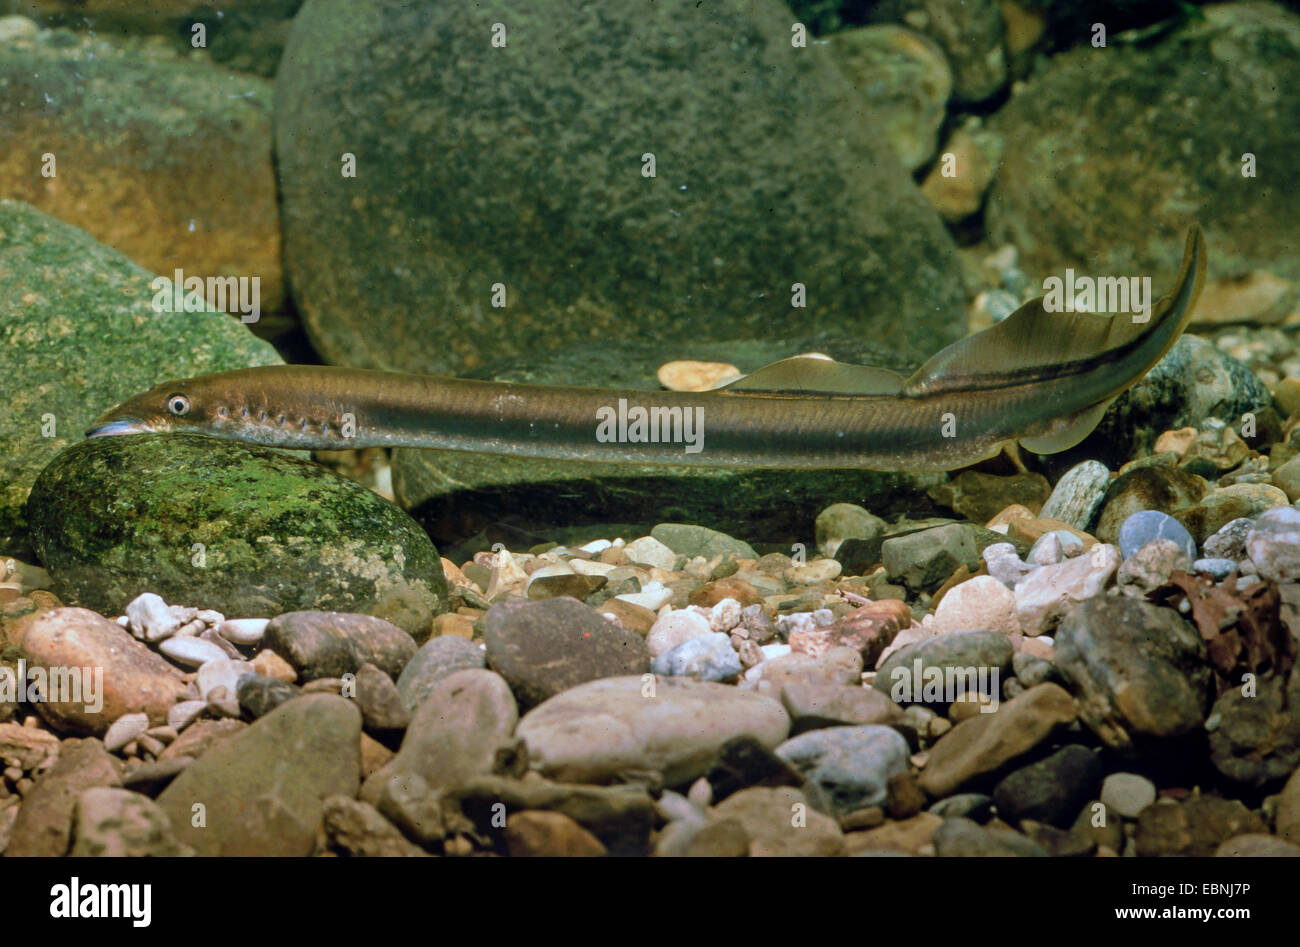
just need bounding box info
[0,30,281,304]
[0,201,282,557]
[274,0,965,375]
[986,2,1300,283]
[26,434,447,637]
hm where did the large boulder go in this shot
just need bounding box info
[273,0,966,375]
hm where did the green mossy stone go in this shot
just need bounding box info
[0,200,283,557]
[26,434,448,639]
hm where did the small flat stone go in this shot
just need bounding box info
[882,524,980,590]
[781,681,902,733]
[652,523,757,561]
[1039,460,1110,531]
[217,618,269,646]
[354,662,410,732]
[1100,772,1157,819]
[102,713,150,753]
[159,635,229,668]
[932,817,1047,856]
[1014,543,1120,635]
[504,811,607,857]
[710,786,845,856]
[517,675,790,785]
[991,744,1101,828]
[1117,510,1197,560]
[789,599,911,665]
[918,683,1076,798]
[1135,797,1266,857]
[236,673,302,719]
[264,610,417,682]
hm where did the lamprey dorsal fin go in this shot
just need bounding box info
[716,353,906,396]
[903,225,1206,396]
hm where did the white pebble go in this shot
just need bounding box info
[578,539,612,554]
[196,659,255,701]
[218,618,269,646]
[708,597,742,633]
[167,700,207,731]
[160,636,230,668]
[125,592,181,642]
[616,582,673,612]
[103,713,149,753]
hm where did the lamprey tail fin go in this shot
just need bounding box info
[902,224,1206,396]
[716,353,906,395]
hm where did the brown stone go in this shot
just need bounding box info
[7,737,120,857]
[19,607,187,735]
[597,598,658,635]
[918,683,1076,798]
[689,577,761,608]
[1136,797,1267,857]
[844,812,942,855]
[788,599,910,665]
[504,810,608,857]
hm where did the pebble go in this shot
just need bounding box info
[815,503,887,557]
[656,360,741,392]
[196,658,256,701]
[918,683,1076,798]
[991,744,1101,828]
[1203,516,1255,560]
[623,536,679,571]
[1135,796,1267,857]
[1013,543,1119,635]
[157,695,361,856]
[689,577,760,608]
[1117,538,1192,595]
[928,575,1018,636]
[18,607,186,735]
[1193,557,1236,579]
[874,630,1013,706]
[124,592,182,642]
[710,786,845,857]
[1117,510,1197,561]
[484,597,651,709]
[354,663,411,732]
[1093,465,1208,544]
[982,542,1034,588]
[615,582,673,612]
[264,610,417,681]
[1178,483,1288,543]
[882,524,980,590]
[70,787,188,857]
[1100,772,1157,819]
[1215,834,1300,857]
[650,523,757,561]
[102,713,150,753]
[931,817,1047,857]
[217,617,269,646]
[651,633,742,682]
[1053,596,1212,753]
[395,635,486,711]
[789,558,842,584]
[780,681,902,733]
[775,725,911,816]
[646,608,713,658]
[159,634,230,668]
[1245,505,1300,582]
[361,670,517,802]
[708,598,743,634]
[166,700,207,732]
[505,811,608,857]
[1039,460,1110,531]
[788,599,911,665]
[517,675,789,785]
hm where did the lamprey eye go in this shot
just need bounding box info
[166,394,191,416]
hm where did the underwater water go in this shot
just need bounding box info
[1,0,1299,914]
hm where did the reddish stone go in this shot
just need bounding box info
[789,599,911,664]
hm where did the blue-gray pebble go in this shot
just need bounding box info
[1118,510,1196,561]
